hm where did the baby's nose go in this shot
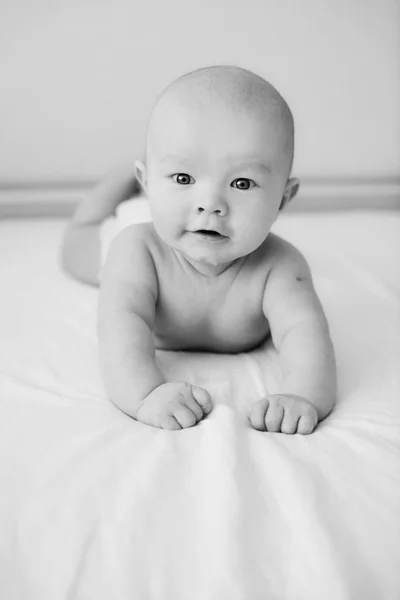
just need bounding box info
[196,205,223,215]
[196,194,227,216]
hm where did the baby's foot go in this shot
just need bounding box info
[73,165,141,225]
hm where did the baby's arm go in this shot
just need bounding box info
[98,226,212,429]
[252,240,336,434]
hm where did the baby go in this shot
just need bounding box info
[62,65,337,434]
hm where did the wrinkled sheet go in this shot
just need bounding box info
[0,211,400,600]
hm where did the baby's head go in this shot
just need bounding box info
[135,65,299,272]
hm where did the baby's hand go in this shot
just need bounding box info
[249,394,318,435]
[136,382,212,430]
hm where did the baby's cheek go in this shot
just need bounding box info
[238,201,275,237]
[151,206,186,247]
[239,219,271,253]
[148,192,173,225]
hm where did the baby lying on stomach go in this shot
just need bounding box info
[62,65,337,434]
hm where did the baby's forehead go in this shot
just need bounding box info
[151,92,288,147]
[153,80,286,125]
[149,97,289,161]
[146,67,294,169]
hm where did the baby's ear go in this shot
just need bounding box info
[279,178,300,211]
[135,160,148,194]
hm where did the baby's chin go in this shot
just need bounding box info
[153,224,257,268]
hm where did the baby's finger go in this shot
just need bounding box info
[183,395,205,422]
[297,415,317,435]
[161,415,182,430]
[264,402,284,433]
[191,386,213,415]
[250,398,269,431]
[280,408,300,435]
[172,405,197,429]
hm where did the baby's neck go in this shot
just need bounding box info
[174,250,244,278]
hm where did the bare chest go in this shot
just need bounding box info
[153,268,270,353]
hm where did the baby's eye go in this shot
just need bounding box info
[231,178,256,190]
[171,173,195,185]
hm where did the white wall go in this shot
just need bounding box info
[1,0,399,183]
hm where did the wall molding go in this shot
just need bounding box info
[0,176,399,218]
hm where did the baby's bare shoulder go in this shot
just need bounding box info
[249,233,310,276]
[99,223,162,324]
[111,222,156,249]
[265,232,306,262]
[101,222,160,286]
[104,222,164,267]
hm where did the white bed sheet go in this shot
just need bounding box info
[0,211,400,600]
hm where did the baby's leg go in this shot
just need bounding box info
[61,166,141,286]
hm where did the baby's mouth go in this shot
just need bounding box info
[193,229,227,238]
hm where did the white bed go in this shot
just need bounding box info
[1,210,400,600]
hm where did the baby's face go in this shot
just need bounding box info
[137,103,294,272]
